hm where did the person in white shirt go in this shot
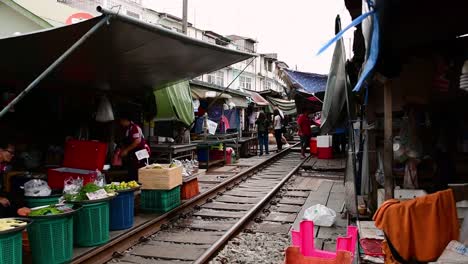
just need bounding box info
[273,109,283,152]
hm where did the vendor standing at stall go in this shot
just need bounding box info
[118,113,149,182]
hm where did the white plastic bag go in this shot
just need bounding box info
[303,204,337,227]
[24,179,51,197]
[95,96,114,122]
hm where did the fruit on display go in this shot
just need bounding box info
[0,219,27,231]
[147,164,163,169]
[105,181,139,192]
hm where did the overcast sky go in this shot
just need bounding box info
[143,0,353,74]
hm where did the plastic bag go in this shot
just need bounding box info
[303,204,337,227]
[95,96,114,122]
[375,151,384,187]
[24,179,51,197]
[112,149,122,166]
[94,170,106,187]
[62,177,83,201]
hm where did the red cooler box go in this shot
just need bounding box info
[317,135,333,159]
[309,138,317,155]
[48,140,108,190]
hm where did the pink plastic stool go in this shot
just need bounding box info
[291,220,358,258]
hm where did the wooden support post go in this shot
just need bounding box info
[384,80,394,200]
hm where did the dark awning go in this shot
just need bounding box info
[0,11,254,96]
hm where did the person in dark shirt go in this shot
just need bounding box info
[297,109,312,159]
[0,143,16,218]
[255,112,270,156]
[118,113,150,181]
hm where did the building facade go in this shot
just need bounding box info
[58,0,287,94]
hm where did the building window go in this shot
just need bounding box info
[207,71,224,86]
[264,81,271,90]
[126,10,140,19]
[239,76,252,90]
[264,60,273,72]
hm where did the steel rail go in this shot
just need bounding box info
[72,143,299,264]
[193,151,308,263]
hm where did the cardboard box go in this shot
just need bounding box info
[138,164,182,190]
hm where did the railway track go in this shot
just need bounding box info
[73,146,307,264]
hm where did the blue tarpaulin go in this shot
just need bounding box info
[283,69,328,94]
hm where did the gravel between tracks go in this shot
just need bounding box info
[209,232,289,264]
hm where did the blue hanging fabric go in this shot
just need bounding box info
[317,10,375,56]
[353,10,380,92]
[316,1,379,92]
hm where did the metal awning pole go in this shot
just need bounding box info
[0,16,110,119]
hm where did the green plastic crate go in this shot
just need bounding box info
[0,231,22,264]
[141,186,181,213]
[73,201,110,247]
[25,196,60,209]
[28,216,73,264]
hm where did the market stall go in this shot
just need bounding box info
[0,5,255,262]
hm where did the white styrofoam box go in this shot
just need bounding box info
[317,135,332,148]
[377,188,427,208]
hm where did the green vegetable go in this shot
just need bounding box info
[77,183,102,201]
[29,206,62,216]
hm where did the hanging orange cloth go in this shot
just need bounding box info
[373,189,459,263]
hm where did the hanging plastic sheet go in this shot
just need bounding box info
[320,16,348,135]
[154,81,195,127]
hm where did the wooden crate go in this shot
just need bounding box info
[138,164,182,190]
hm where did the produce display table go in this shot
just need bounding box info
[225,137,257,158]
[193,140,227,171]
[150,143,197,163]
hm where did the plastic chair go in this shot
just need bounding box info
[291,220,358,258]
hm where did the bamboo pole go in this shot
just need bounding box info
[384,80,394,200]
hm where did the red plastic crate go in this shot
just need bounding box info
[181,178,200,200]
[48,140,107,190]
[310,138,317,155]
[317,147,333,159]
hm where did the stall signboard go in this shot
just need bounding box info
[207,119,218,135]
[135,149,150,161]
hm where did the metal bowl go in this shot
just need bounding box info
[0,217,32,235]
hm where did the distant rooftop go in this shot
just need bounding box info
[226,34,258,43]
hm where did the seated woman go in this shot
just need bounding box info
[0,143,19,218]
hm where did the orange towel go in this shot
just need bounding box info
[373,189,459,263]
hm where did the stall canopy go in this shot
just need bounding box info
[0,9,254,97]
[189,80,250,108]
[266,97,297,115]
[282,69,328,94]
[154,81,194,127]
[248,91,270,106]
